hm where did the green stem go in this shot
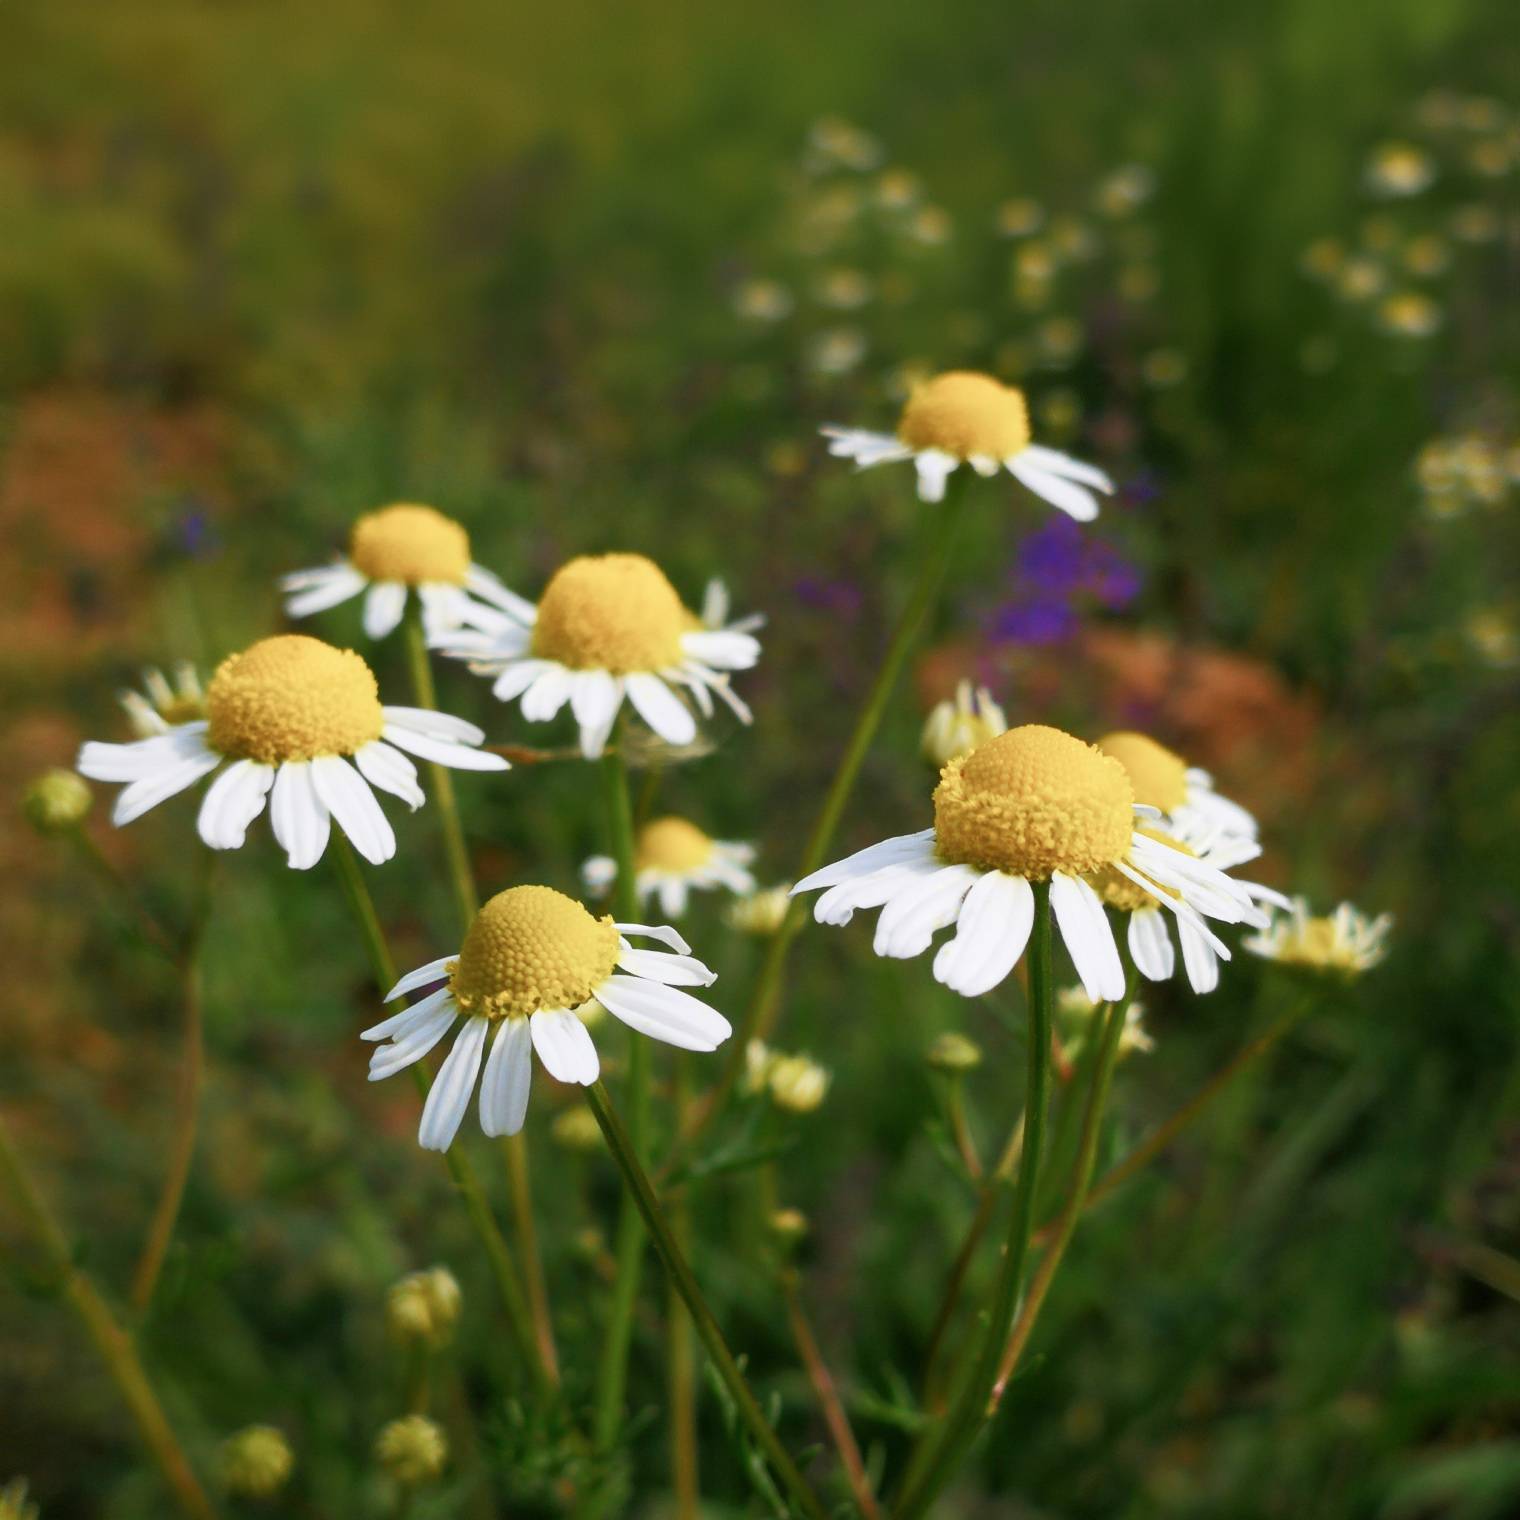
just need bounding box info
[68,827,178,960]
[328,835,548,1395]
[894,882,1054,1520]
[586,1083,829,1520]
[401,599,478,930]
[0,1113,218,1520]
[667,1061,699,1520]
[684,471,972,1145]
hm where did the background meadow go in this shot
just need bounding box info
[4,0,1520,1515]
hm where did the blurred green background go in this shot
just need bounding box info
[4,0,1520,1515]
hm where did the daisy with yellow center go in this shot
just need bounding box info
[792,725,1265,1004]
[921,680,1008,767]
[822,371,1115,518]
[119,662,206,737]
[76,635,507,869]
[1095,731,1258,849]
[1246,898,1391,976]
[363,885,731,1151]
[1365,142,1436,198]
[432,553,761,758]
[583,815,756,917]
[281,503,532,640]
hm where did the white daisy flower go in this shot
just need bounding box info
[431,553,760,760]
[119,662,206,738]
[922,679,1008,767]
[583,815,756,917]
[1095,731,1258,850]
[791,725,1268,1005]
[363,885,732,1151]
[76,634,508,869]
[281,502,533,641]
[822,370,1115,519]
[1246,897,1392,977]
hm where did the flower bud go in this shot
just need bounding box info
[725,885,792,935]
[921,681,1007,768]
[551,1105,603,1153]
[769,1207,809,1243]
[219,1425,294,1499]
[743,1039,777,1094]
[386,1266,461,1345]
[375,1415,448,1486]
[22,770,92,836]
[925,1032,982,1074]
[768,1054,830,1114]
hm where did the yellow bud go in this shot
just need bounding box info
[219,1425,294,1499]
[23,770,93,835]
[725,885,791,936]
[921,681,1007,767]
[375,1415,448,1486]
[926,1032,983,1074]
[768,1055,830,1114]
[769,1207,809,1243]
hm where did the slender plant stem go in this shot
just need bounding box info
[0,1113,218,1520]
[401,600,478,929]
[682,472,972,1147]
[919,1182,998,1412]
[591,746,650,1456]
[327,835,548,1394]
[988,966,1136,1410]
[782,1274,882,1520]
[68,827,178,960]
[501,1135,561,1384]
[894,882,1054,1520]
[666,1057,700,1520]
[586,1082,829,1520]
[1081,996,1313,1217]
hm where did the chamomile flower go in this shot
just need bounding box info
[281,503,531,640]
[822,370,1114,517]
[1246,898,1392,976]
[76,635,507,868]
[363,886,731,1151]
[120,663,205,737]
[922,680,1008,766]
[583,816,756,917]
[792,725,1266,1005]
[1095,731,1258,848]
[432,553,760,759]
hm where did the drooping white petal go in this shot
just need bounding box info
[625,673,697,746]
[417,583,472,638]
[1007,456,1101,521]
[112,749,223,826]
[381,723,510,771]
[931,870,1034,997]
[479,1016,533,1137]
[354,740,425,810]
[1050,873,1125,1002]
[463,565,538,623]
[521,666,575,723]
[615,923,693,954]
[792,828,937,895]
[418,1016,490,1151]
[594,976,732,1052]
[284,563,369,618]
[700,578,730,627]
[382,957,457,1007]
[872,864,981,959]
[491,659,557,702]
[657,876,689,918]
[530,1009,600,1085]
[570,670,623,759]
[1018,444,1115,494]
[381,706,486,744]
[1127,907,1175,982]
[615,947,717,987]
[310,755,396,866]
[362,984,455,1042]
[820,426,914,466]
[367,998,459,1080]
[913,449,959,503]
[1178,917,1221,994]
[361,582,408,639]
[195,759,275,849]
[269,760,332,870]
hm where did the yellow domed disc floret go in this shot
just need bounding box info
[636,816,715,873]
[349,503,471,586]
[1097,731,1189,814]
[450,885,620,1020]
[206,636,384,764]
[531,553,686,673]
[934,724,1134,879]
[897,371,1032,461]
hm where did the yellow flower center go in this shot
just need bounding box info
[1091,828,1188,911]
[636,816,715,873]
[349,503,471,586]
[531,553,686,673]
[206,636,384,764]
[934,724,1134,879]
[1096,731,1189,814]
[897,371,1032,461]
[450,885,620,1020]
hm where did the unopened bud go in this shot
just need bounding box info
[769,1207,809,1243]
[926,1032,982,1074]
[219,1425,294,1499]
[725,885,792,935]
[22,770,92,835]
[922,681,1007,768]
[768,1055,830,1114]
[386,1266,461,1345]
[551,1106,603,1153]
[375,1415,447,1486]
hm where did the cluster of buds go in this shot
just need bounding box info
[386,1266,462,1346]
[374,1415,448,1486]
[744,1040,831,1113]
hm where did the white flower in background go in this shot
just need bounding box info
[1365,142,1436,198]
[922,680,1007,767]
[823,371,1114,518]
[792,725,1268,1005]
[120,663,205,737]
[725,884,793,935]
[1246,898,1392,977]
[431,553,760,759]
[76,635,507,869]
[583,815,756,917]
[363,886,731,1151]
[1095,731,1258,849]
[281,503,532,640]
[767,1052,831,1113]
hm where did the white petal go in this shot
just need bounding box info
[1178,918,1222,993]
[820,426,913,466]
[463,565,538,622]
[418,1016,490,1151]
[615,947,717,987]
[479,1017,533,1137]
[382,957,457,1007]
[310,755,396,866]
[1127,907,1175,982]
[594,976,731,1052]
[530,1009,600,1086]
[813,859,943,926]
[1018,444,1115,493]
[491,659,557,701]
[269,761,332,870]
[626,673,696,746]
[931,871,1034,997]
[367,998,459,1080]
[521,666,575,723]
[362,984,455,1042]
[353,740,425,810]
[195,759,275,849]
[1050,873,1125,1002]
[615,923,693,954]
[658,876,689,918]
[381,723,510,771]
[284,563,369,618]
[792,829,937,894]
[872,864,981,959]
[570,670,622,759]
[417,583,471,637]
[1007,457,1101,521]
[79,724,212,783]
[381,706,486,745]
[363,582,408,639]
[679,630,761,671]
[112,748,223,826]
[914,450,958,503]
[582,855,618,893]
[700,577,729,627]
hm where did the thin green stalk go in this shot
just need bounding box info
[0,1113,218,1520]
[328,836,548,1394]
[591,745,648,1455]
[894,882,1054,1520]
[401,599,478,929]
[586,1082,829,1520]
[989,964,1136,1409]
[68,827,178,960]
[683,471,972,1145]
[667,1057,699,1519]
